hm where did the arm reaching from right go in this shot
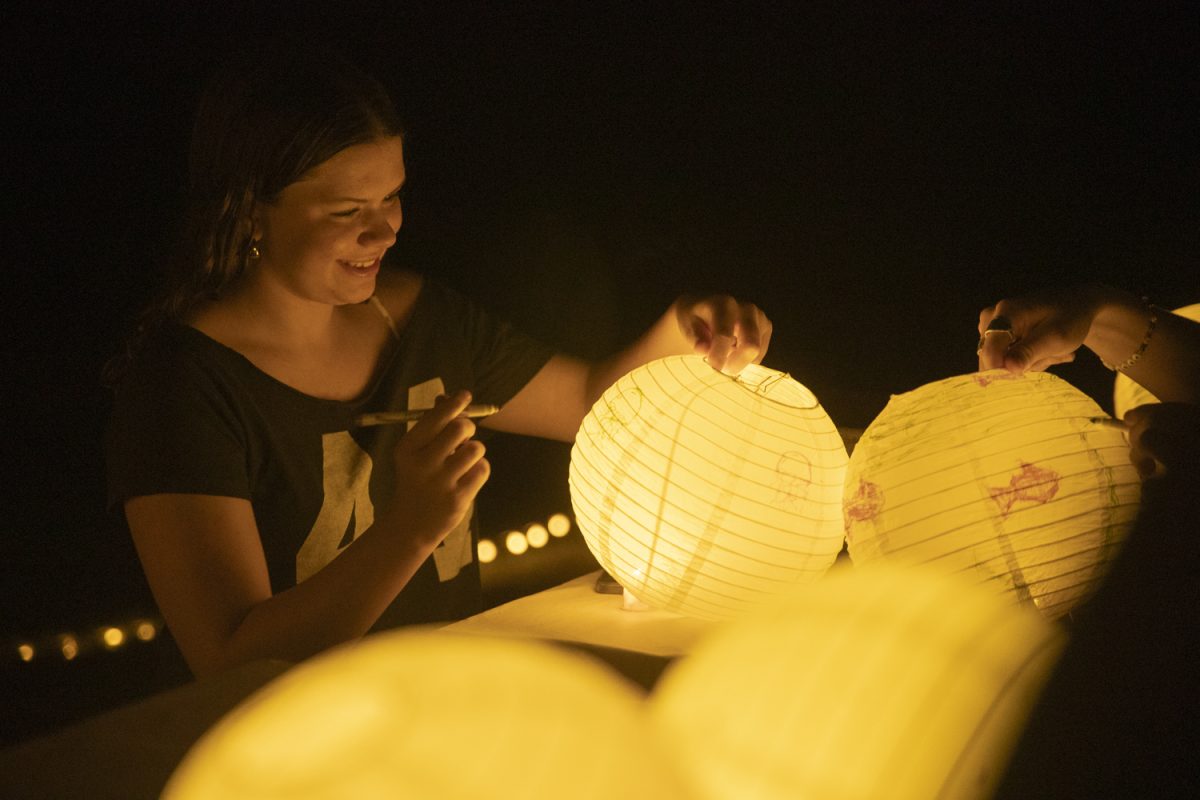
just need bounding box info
[977,284,1200,405]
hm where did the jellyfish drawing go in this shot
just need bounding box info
[596,387,645,444]
[774,451,813,507]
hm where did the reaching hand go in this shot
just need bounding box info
[977,285,1107,374]
[674,294,773,375]
[386,390,490,548]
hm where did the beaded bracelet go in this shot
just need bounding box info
[1101,297,1158,372]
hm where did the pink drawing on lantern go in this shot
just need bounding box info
[844,478,884,538]
[774,451,813,506]
[973,371,1023,388]
[989,462,1060,518]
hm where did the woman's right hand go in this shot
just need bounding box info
[386,390,490,548]
[977,285,1110,374]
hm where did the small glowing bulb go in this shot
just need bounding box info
[505,531,529,556]
[135,621,158,642]
[102,627,126,649]
[622,588,651,612]
[17,643,34,662]
[477,538,498,564]
[526,524,549,549]
[60,635,79,661]
[547,513,572,538]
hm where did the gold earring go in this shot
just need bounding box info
[249,242,262,261]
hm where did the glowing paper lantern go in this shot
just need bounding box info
[1113,302,1200,418]
[845,369,1140,619]
[569,355,848,620]
[164,631,682,800]
[649,563,1065,800]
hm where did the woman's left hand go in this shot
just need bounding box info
[673,294,773,375]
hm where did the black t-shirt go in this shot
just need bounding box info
[106,277,554,628]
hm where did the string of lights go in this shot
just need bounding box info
[8,512,577,667]
[8,618,162,666]
[477,511,574,563]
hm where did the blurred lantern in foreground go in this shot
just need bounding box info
[1113,302,1200,418]
[649,563,1065,800]
[845,370,1140,619]
[570,355,848,620]
[164,631,682,800]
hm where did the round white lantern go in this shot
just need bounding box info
[1113,302,1200,418]
[648,563,1065,800]
[569,355,848,621]
[845,369,1141,619]
[164,631,682,800]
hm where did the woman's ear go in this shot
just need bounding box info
[236,189,263,260]
[219,189,262,271]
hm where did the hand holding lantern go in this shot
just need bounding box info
[672,294,773,375]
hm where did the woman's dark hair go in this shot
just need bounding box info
[104,40,404,385]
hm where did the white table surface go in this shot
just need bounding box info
[445,570,718,658]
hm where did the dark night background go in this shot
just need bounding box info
[3,2,1196,745]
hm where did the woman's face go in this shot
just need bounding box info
[253,136,405,307]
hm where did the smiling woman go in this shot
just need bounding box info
[102,41,408,389]
[102,37,773,679]
[183,136,408,402]
[247,136,405,304]
[181,133,409,402]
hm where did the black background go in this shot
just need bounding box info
[3,1,1196,743]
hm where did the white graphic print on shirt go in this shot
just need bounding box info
[295,379,475,584]
[296,431,376,582]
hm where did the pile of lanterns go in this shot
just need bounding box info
[166,355,1149,799]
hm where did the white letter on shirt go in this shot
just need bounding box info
[296,431,376,583]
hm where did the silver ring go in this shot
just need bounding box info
[977,328,1015,354]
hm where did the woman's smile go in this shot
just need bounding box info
[339,256,382,277]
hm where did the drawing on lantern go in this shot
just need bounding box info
[989,462,1061,518]
[973,371,1023,388]
[774,451,813,507]
[596,387,645,444]
[843,478,885,540]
